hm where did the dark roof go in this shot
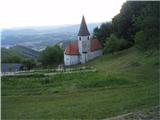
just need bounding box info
[78,16,90,36]
[64,39,102,55]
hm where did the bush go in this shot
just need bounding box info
[21,58,36,70]
[135,30,159,51]
[39,45,64,66]
[134,30,146,50]
[103,34,129,54]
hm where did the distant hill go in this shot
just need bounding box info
[1,22,102,51]
[9,45,40,59]
[2,23,101,35]
[1,48,23,63]
[1,46,40,63]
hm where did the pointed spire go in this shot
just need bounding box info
[78,15,90,36]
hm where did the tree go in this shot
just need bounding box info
[39,45,63,66]
[133,2,159,50]
[93,1,159,53]
[134,30,146,50]
[112,1,145,45]
[93,22,112,47]
[21,58,36,70]
[103,34,129,54]
[103,34,119,54]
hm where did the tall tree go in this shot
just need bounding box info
[93,22,112,46]
[112,1,145,45]
[134,1,159,50]
[94,1,159,51]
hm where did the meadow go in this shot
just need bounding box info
[1,48,159,119]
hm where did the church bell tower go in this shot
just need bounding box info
[78,16,90,63]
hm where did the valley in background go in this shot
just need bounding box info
[1,22,101,51]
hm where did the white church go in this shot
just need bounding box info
[64,16,102,66]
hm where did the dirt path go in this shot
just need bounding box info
[104,106,159,120]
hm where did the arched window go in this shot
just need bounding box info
[88,36,89,40]
[79,37,81,40]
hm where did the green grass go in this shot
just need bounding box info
[2,47,159,119]
[2,72,133,96]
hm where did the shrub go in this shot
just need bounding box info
[134,30,147,50]
[39,45,63,66]
[103,34,129,54]
[21,58,36,70]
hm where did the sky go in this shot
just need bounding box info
[0,0,126,29]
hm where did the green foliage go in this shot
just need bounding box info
[94,1,159,52]
[103,34,128,54]
[9,45,40,59]
[21,58,36,70]
[1,47,37,70]
[133,2,159,50]
[1,72,132,96]
[93,22,112,46]
[1,46,40,63]
[103,34,120,54]
[113,1,159,50]
[39,45,63,66]
[134,30,147,50]
[1,48,23,63]
[78,76,131,88]
[112,2,145,43]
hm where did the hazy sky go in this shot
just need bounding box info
[0,0,126,28]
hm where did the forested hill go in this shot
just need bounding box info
[93,1,159,53]
[1,48,22,63]
[9,45,40,59]
[1,45,40,63]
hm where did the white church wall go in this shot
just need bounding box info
[89,50,102,60]
[80,53,90,64]
[64,54,80,66]
[78,36,90,53]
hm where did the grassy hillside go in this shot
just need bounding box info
[1,48,159,119]
[9,45,40,59]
